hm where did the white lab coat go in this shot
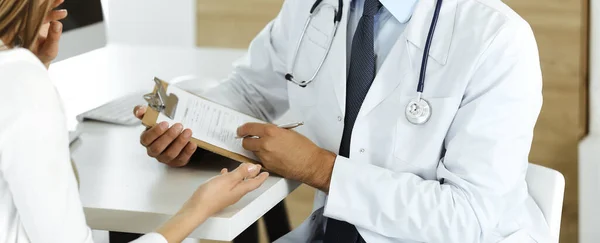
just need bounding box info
[201,0,551,242]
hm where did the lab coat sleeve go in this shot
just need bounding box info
[198,1,295,122]
[324,22,543,242]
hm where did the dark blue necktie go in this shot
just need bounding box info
[324,0,380,242]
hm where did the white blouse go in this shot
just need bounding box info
[0,47,166,243]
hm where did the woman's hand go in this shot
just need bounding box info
[32,0,68,69]
[156,163,269,243]
[184,163,269,217]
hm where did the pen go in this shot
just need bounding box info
[236,121,305,139]
[276,121,304,129]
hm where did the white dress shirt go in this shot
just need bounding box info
[334,0,419,234]
[0,46,166,243]
[347,0,418,71]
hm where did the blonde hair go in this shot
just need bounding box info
[0,0,52,50]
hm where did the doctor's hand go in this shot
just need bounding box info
[32,0,68,69]
[237,123,336,192]
[134,106,198,167]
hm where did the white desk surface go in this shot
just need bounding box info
[49,44,301,241]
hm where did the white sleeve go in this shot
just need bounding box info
[324,22,544,242]
[198,0,295,122]
[2,108,93,241]
[129,232,168,243]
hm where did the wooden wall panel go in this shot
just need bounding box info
[197,0,588,242]
[196,0,283,48]
[580,0,590,139]
[503,0,587,242]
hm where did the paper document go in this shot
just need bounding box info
[156,85,263,160]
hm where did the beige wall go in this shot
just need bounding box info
[197,0,589,242]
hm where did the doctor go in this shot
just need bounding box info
[135,0,550,242]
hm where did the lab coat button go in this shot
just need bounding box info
[359,148,365,153]
[337,116,342,122]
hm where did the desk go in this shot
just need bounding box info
[49,44,301,241]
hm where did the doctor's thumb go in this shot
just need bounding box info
[134,106,147,119]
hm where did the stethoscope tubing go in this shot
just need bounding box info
[417,0,444,94]
[287,0,445,125]
[285,0,344,87]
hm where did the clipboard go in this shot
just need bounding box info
[141,77,259,164]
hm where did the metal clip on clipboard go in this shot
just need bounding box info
[143,77,179,119]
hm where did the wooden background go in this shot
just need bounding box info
[196,0,589,242]
[502,0,588,242]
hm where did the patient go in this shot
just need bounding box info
[0,0,268,242]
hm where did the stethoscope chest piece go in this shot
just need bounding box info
[405,98,432,125]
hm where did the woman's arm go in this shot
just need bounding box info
[132,163,268,243]
[1,57,268,243]
[7,110,266,243]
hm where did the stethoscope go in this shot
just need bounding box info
[285,0,444,125]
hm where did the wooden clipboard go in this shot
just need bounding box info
[141,77,259,165]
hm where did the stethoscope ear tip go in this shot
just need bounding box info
[285,73,294,81]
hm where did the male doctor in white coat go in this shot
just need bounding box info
[134,0,551,242]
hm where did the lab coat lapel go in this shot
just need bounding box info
[357,0,457,118]
[404,0,457,65]
[358,36,412,118]
[328,0,351,114]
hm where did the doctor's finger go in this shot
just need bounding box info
[157,129,192,164]
[134,106,147,119]
[236,123,269,138]
[140,121,169,146]
[171,142,197,167]
[241,137,262,152]
[147,124,184,157]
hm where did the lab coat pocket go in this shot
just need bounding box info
[287,85,319,125]
[286,38,330,110]
[286,3,334,86]
[305,3,336,49]
[393,96,461,167]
